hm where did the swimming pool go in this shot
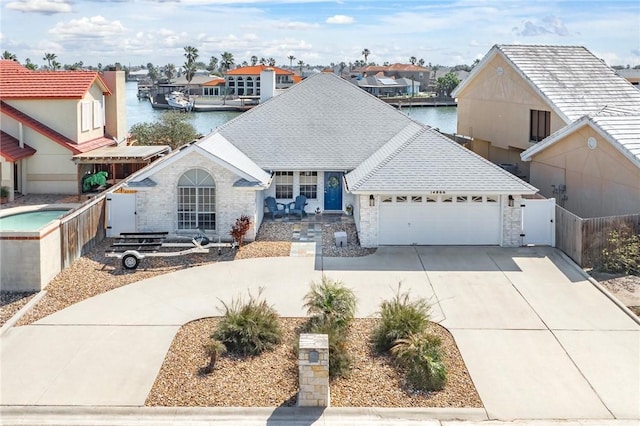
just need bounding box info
[0,209,70,231]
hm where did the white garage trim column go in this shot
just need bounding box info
[502,194,524,247]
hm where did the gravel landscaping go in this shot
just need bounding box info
[146,317,482,408]
[590,271,640,317]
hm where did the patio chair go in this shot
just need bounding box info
[264,196,286,220]
[288,195,308,219]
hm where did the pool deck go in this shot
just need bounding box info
[1,194,84,210]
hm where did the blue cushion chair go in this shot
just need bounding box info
[265,196,286,220]
[288,195,308,219]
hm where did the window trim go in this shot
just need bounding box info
[299,171,318,199]
[274,171,294,199]
[177,169,216,230]
[530,109,551,142]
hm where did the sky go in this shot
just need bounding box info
[1,0,639,69]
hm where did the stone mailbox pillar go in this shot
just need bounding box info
[297,333,329,407]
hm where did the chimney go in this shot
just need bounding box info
[102,70,127,143]
[260,68,276,103]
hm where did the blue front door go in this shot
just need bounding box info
[324,172,342,211]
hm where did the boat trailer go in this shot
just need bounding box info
[105,232,236,270]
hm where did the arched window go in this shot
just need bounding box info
[177,169,216,230]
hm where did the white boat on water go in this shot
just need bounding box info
[166,91,194,111]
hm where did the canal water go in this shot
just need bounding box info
[126,82,457,136]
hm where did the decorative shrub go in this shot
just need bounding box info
[230,215,252,247]
[303,275,357,330]
[600,226,639,275]
[203,340,227,373]
[391,332,447,391]
[304,320,352,379]
[212,288,282,356]
[372,284,432,353]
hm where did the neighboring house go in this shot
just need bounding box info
[224,65,295,96]
[616,68,640,87]
[0,60,168,199]
[452,45,640,182]
[201,78,226,96]
[116,72,537,247]
[156,75,224,96]
[350,74,419,97]
[357,64,430,91]
[521,107,640,217]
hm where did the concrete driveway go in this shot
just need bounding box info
[1,246,638,420]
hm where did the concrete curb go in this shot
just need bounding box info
[0,406,489,425]
[554,250,640,326]
[0,290,47,336]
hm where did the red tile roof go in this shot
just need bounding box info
[0,101,114,154]
[202,78,226,86]
[225,65,294,76]
[0,131,36,161]
[0,60,111,100]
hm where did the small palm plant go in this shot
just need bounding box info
[212,288,282,356]
[372,284,431,353]
[303,276,357,329]
[203,340,227,373]
[391,332,447,391]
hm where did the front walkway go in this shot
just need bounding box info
[1,247,638,421]
[264,212,354,257]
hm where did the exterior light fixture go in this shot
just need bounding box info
[508,195,514,207]
[369,194,375,207]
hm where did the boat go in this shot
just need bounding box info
[165,91,194,111]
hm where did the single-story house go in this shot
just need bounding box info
[116,72,537,247]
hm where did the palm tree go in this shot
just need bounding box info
[409,56,417,65]
[418,58,425,67]
[259,57,266,65]
[303,276,357,329]
[297,59,304,76]
[287,55,295,67]
[183,45,199,65]
[2,51,17,61]
[362,48,370,63]
[165,63,176,81]
[51,60,61,70]
[250,55,258,66]
[43,52,57,69]
[182,46,199,94]
[207,56,218,73]
[220,51,234,72]
[268,57,276,66]
[24,58,37,70]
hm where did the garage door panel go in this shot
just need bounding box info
[379,198,501,245]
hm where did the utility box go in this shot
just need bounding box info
[334,231,347,248]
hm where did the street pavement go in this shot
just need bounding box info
[1,246,638,423]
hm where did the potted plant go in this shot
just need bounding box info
[0,186,10,204]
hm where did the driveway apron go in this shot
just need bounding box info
[1,247,638,420]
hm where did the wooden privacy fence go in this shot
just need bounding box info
[555,205,640,268]
[59,195,106,269]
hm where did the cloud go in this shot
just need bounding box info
[49,16,125,38]
[513,15,570,37]
[273,21,320,31]
[5,0,71,14]
[326,15,354,24]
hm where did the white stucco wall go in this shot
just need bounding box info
[134,151,259,241]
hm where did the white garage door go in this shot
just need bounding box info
[378,194,501,245]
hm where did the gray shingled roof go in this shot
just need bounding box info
[215,72,418,171]
[495,45,640,123]
[346,126,537,194]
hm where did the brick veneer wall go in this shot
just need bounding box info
[135,151,259,241]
